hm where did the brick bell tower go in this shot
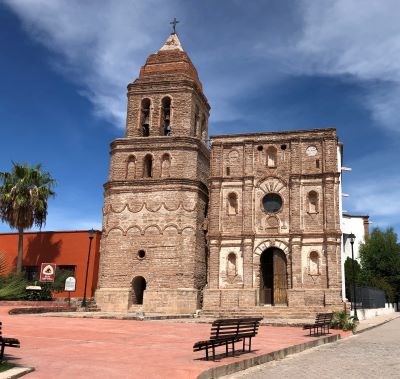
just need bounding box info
[95,30,210,313]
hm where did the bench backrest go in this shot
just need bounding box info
[210,318,262,340]
[315,313,333,325]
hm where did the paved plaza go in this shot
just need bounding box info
[224,317,400,379]
[0,306,347,379]
[1,305,398,379]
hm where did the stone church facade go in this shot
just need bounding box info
[95,33,343,314]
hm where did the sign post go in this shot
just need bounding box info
[64,277,76,307]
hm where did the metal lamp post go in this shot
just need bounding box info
[81,228,95,308]
[349,233,359,321]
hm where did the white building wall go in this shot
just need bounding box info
[342,215,368,261]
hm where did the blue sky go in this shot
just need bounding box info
[0,0,399,236]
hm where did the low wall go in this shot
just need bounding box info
[351,303,397,320]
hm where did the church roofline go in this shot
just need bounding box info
[211,127,337,141]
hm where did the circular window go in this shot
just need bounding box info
[262,193,283,213]
[137,250,146,259]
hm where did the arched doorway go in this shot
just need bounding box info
[132,276,147,305]
[260,247,287,305]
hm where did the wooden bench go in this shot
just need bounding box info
[303,313,333,336]
[0,321,20,361]
[193,317,262,360]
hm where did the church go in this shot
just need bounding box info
[95,30,344,317]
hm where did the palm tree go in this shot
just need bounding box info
[0,162,56,273]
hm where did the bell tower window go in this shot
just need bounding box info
[141,98,151,137]
[201,116,207,141]
[194,106,200,138]
[143,154,153,178]
[161,97,171,136]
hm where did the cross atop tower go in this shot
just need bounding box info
[170,18,179,34]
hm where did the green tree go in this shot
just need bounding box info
[344,257,361,299]
[359,227,400,302]
[0,162,56,273]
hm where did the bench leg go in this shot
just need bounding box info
[205,343,209,361]
[212,342,216,361]
[249,337,252,352]
[0,342,5,361]
[232,340,235,357]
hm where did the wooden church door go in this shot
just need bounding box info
[260,248,287,305]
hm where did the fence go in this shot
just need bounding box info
[348,286,386,309]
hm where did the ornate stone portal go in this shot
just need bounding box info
[95,33,343,314]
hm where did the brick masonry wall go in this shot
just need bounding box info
[95,37,210,314]
[204,128,343,310]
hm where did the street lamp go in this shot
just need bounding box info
[349,233,359,321]
[81,228,95,308]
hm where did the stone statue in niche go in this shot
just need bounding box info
[126,156,136,179]
[227,193,238,215]
[161,154,171,178]
[308,251,320,275]
[227,253,237,282]
[308,191,319,214]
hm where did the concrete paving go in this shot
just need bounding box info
[0,306,397,379]
[221,315,400,379]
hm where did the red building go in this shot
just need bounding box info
[0,230,101,299]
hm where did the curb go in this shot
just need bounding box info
[197,334,341,379]
[355,314,400,334]
[0,366,34,379]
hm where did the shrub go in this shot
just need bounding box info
[0,273,28,300]
[331,310,358,332]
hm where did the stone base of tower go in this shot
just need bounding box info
[203,288,343,314]
[95,288,132,312]
[143,289,200,314]
[95,287,201,314]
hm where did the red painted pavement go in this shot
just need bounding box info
[0,307,348,379]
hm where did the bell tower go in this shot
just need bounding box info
[95,29,210,314]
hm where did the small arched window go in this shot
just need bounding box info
[201,116,207,141]
[194,106,200,138]
[141,98,151,137]
[227,253,237,280]
[161,153,171,178]
[161,97,171,136]
[308,251,320,275]
[308,191,319,213]
[266,146,277,167]
[126,155,136,179]
[227,192,238,215]
[143,154,153,178]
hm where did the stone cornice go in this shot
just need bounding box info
[110,136,210,158]
[104,178,208,196]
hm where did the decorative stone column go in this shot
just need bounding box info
[208,240,220,288]
[242,238,254,288]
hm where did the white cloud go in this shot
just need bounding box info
[5,0,400,133]
[4,0,172,127]
[290,0,400,132]
[342,149,400,231]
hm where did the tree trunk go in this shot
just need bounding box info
[16,227,24,274]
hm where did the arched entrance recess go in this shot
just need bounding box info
[260,247,287,305]
[132,276,147,305]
